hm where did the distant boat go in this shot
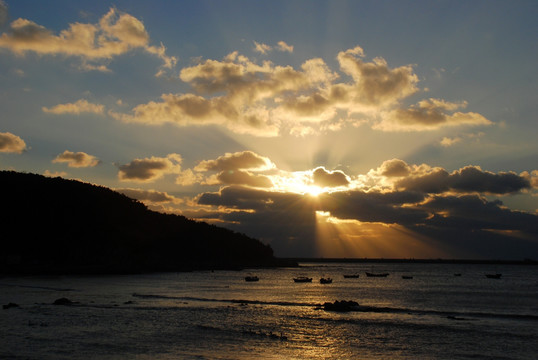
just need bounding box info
[245,276,259,282]
[365,272,389,277]
[485,274,502,279]
[343,274,360,278]
[402,275,413,279]
[320,278,333,284]
[454,273,462,277]
[293,277,312,283]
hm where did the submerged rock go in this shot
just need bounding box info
[322,300,360,312]
[53,297,75,306]
[3,302,19,309]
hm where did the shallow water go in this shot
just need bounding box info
[1,263,537,359]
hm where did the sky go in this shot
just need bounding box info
[1,0,537,259]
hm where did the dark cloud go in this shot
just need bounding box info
[216,170,273,188]
[195,151,273,172]
[118,154,181,182]
[396,166,531,195]
[312,167,349,187]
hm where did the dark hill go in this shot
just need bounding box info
[0,171,282,275]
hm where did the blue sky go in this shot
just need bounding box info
[1,0,537,258]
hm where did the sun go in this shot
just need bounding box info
[302,185,323,197]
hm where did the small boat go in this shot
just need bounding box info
[293,277,312,283]
[402,275,413,279]
[320,278,333,284]
[322,300,360,312]
[343,274,360,278]
[485,274,502,279]
[453,273,462,277]
[365,272,389,277]
[245,276,259,282]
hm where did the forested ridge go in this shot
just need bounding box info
[0,171,280,274]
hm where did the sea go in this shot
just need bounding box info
[1,262,537,359]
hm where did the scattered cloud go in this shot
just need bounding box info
[118,153,182,182]
[312,167,350,187]
[116,187,181,204]
[42,99,104,115]
[253,40,294,54]
[0,7,176,73]
[108,45,490,136]
[194,151,274,172]
[376,98,492,131]
[0,131,27,153]
[52,150,100,168]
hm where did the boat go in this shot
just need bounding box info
[453,273,462,277]
[401,275,413,279]
[244,276,259,282]
[365,272,389,277]
[320,278,333,284]
[485,274,502,279]
[343,274,360,278]
[293,277,312,283]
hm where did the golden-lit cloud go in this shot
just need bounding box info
[376,98,492,131]
[107,45,491,136]
[118,153,182,182]
[42,99,104,115]
[0,7,176,72]
[52,150,100,168]
[253,40,294,54]
[0,131,27,153]
[115,187,181,204]
[195,151,274,172]
[312,167,350,187]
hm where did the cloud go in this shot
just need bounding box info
[0,7,176,72]
[42,99,104,115]
[109,46,489,136]
[395,165,531,195]
[52,150,100,168]
[312,167,350,187]
[376,159,411,177]
[376,98,492,131]
[195,151,274,172]
[194,151,274,188]
[0,131,27,153]
[118,153,182,182]
[216,169,273,188]
[115,188,180,203]
[276,41,293,53]
[253,41,272,54]
[253,40,294,54]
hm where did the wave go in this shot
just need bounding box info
[131,293,538,321]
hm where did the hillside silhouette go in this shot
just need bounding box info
[0,171,281,275]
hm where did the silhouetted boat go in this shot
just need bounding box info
[320,278,332,284]
[365,272,389,277]
[402,275,413,279]
[322,300,360,312]
[293,277,312,283]
[245,276,259,282]
[454,273,462,277]
[485,274,502,279]
[343,274,360,278]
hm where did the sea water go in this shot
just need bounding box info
[1,263,537,359]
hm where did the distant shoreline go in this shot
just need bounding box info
[282,258,537,265]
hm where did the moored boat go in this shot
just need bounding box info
[485,273,502,279]
[320,278,332,284]
[343,274,360,278]
[245,276,259,282]
[365,272,389,277]
[293,276,312,283]
[402,275,413,279]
